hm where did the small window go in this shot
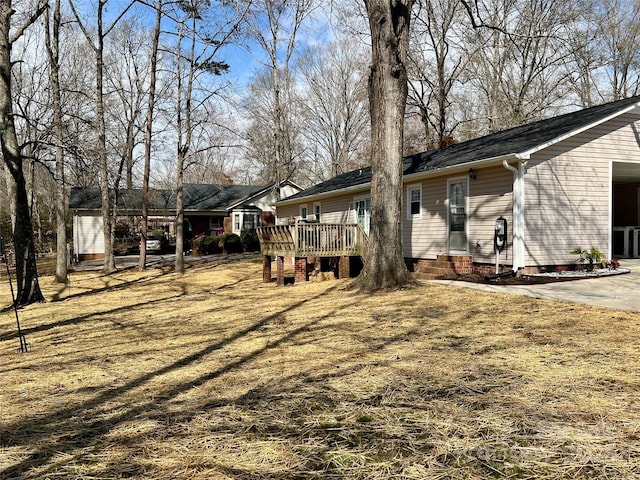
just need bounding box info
[242,213,257,231]
[300,204,308,219]
[407,185,422,219]
[233,213,241,232]
[313,203,321,221]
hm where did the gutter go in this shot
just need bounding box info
[503,154,529,272]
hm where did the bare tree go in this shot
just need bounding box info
[0,0,46,305]
[244,0,316,184]
[460,0,582,132]
[44,0,69,283]
[167,0,248,273]
[139,0,163,271]
[597,0,640,100]
[69,0,135,274]
[297,37,370,181]
[407,0,467,148]
[354,0,414,291]
[105,19,149,190]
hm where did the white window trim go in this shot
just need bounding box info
[313,202,321,221]
[299,204,308,220]
[233,213,241,235]
[406,183,422,220]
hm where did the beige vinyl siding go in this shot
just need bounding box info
[276,192,360,224]
[402,177,447,258]
[467,167,513,264]
[276,204,300,222]
[401,168,513,262]
[525,113,640,265]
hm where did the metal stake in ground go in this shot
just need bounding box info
[0,222,29,353]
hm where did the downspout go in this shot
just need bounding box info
[503,156,528,271]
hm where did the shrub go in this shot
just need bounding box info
[240,229,260,252]
[199,235,223,255]
[115,220,134,239]
[220,233,243,253]
[570,246,606,265]
[149,228,166,240]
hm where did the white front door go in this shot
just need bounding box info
[448,179,468,252]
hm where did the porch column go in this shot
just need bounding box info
[276,256,285,286]
[262,255,272,283]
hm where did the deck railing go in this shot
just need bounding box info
[257,223,367,257]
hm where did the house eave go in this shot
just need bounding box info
[278,154,520,206]
[402,153,520,182]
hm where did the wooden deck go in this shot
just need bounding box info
[257,223,367,258]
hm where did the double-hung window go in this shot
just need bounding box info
[407,184,422,219]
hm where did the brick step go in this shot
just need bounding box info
[411,255,473,278]
[412,272,440,280]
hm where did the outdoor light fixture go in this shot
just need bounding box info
[468,168,477,180]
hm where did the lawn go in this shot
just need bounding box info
[1,258,639,479]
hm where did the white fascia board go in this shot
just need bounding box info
[518,102,640,158]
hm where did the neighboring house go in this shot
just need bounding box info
[69,181,301,260]
[261,95,640,282]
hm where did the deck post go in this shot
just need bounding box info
[294,257,308,283]
[338,256,350,279]
[276,256,285,286]
[262,255,272,283]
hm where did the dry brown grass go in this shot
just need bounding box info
[1,258,640,479]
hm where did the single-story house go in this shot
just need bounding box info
[260,95,640,282]
[69,181,301,260]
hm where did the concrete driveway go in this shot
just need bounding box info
[431,259,640,313]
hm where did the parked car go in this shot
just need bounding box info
[145,233,168,254]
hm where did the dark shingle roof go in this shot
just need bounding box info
[69,184,268,212]
[285,95,640,201]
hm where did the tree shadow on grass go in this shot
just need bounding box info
[0,273,254,343]
[0,283,345,478]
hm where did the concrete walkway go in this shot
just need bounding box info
[431,259,640,313]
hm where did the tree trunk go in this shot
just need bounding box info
[355,0,414,291]
[0,1,43,305]
[175,150,185,274]
[46,0,69,283]
[139,0,162,271]
[96,2,115,273]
